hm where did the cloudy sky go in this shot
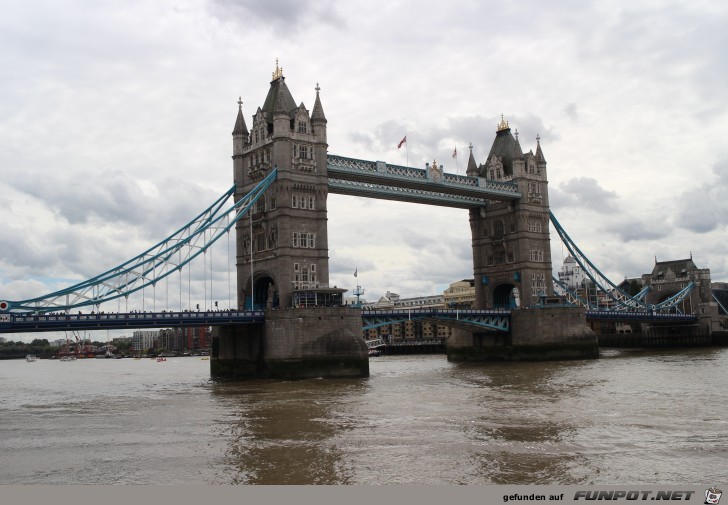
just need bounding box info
[2,0,728,340]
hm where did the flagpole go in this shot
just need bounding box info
[398,135,408,166]
[406,134,409,167]
[454,146,459,175]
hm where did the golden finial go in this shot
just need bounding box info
[272,58,283,80]
[497,114,509,131]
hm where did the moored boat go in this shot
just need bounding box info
[26,354,38,362]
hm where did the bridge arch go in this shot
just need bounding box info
[241,272,279,310]
[492,283,520,310]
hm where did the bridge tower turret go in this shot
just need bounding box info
[469,117,553,309]
[233,61,333,309]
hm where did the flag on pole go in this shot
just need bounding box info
[397,136,407,149]
[354,268,358,278]
[452,147,457,158]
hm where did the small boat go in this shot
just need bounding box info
[26,354,38,362]
[368,349,381,357]
[60,355,77,362]
[156,357,166,362]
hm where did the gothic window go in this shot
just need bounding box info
[293,145,298,158]
[298,121,307,134]
[300,145,309,159]
[493,220,504,239]
[494,247,506,265]
[292,193,315,210]
[269,196,276,210]
[532,273,545,294]
[255,196,265,213]
[292,232,316,248]
[255,233,265,252]
[490,169,494,179]
[528,220,543,233]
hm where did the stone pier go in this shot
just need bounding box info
[211,306,369,380]
[447,306,599,362]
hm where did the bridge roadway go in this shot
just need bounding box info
[0,307,697,334]
[0,310,265,334]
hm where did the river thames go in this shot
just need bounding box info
[1,347,726,485]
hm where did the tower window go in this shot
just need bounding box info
[292,232,316,248]
[298,121,308,134]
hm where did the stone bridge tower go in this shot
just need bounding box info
[232,62,334,309]
[466,117,553,309]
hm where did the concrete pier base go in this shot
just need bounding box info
[211,307,369,380]
[447,306,599,362]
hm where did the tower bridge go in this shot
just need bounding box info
[2,62,722,378]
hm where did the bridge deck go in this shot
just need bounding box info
[327,155,521,208]
[0,310,265,333]
[0,307,699,334]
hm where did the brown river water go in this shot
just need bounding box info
[1,347,726,485]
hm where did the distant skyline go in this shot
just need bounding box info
[2,1,728,342]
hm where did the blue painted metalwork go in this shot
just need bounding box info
[549,211,695,312]
[327,154,521,208]
[1,169,278,314]
[361,308,511,332]
[0,310,265,333]
[585,311,697,322]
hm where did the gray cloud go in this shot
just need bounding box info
[208,0,345,34]
[551,177,619,214]
[673,159,728,233]
[602,218,671,243]
[563,103,578,122]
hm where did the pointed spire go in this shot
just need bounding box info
[272,58,283,80]
[535,134,546,162]
[466,142,478,177]
[232,96,248,136]
[311,82,327,123]
[274,82,289,116]
[512,128,523,159]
